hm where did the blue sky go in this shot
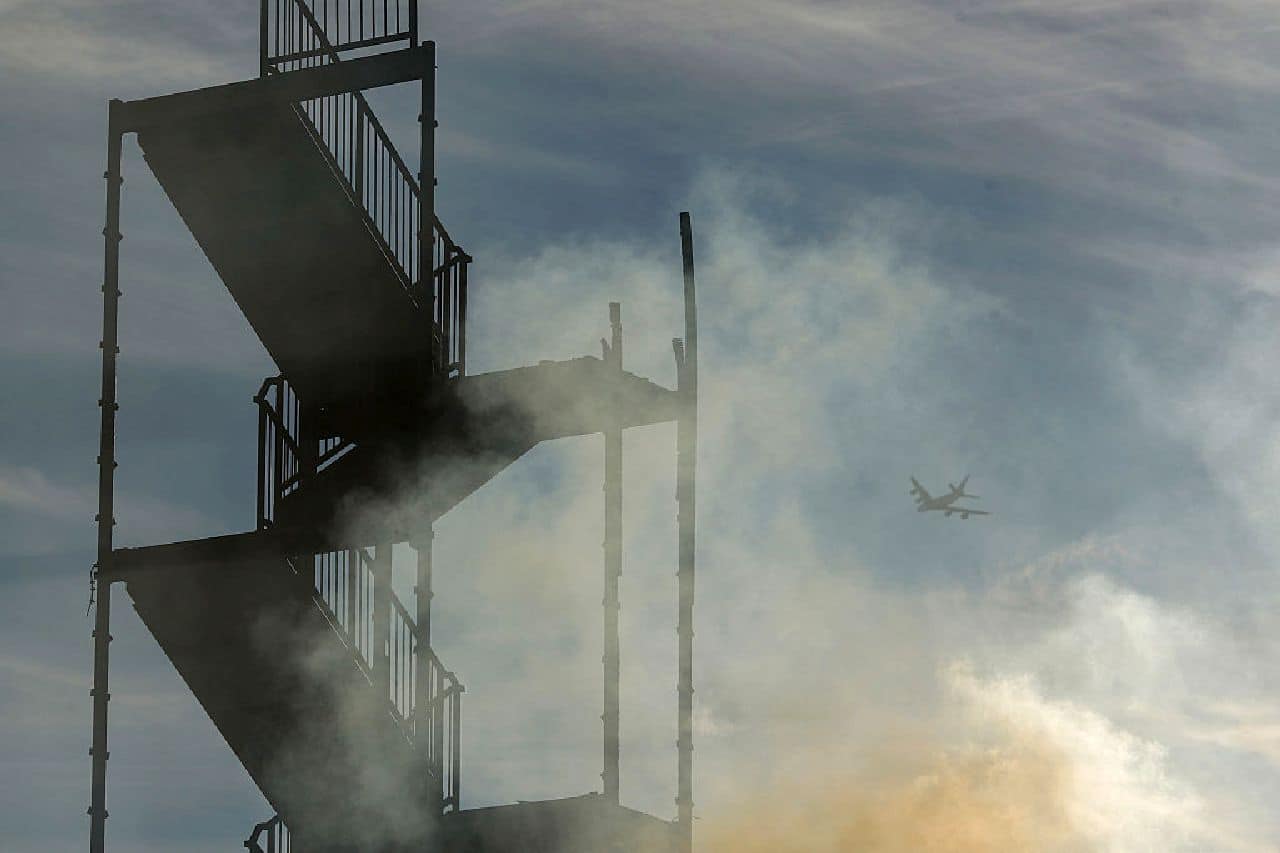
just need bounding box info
[4,1,1280,849]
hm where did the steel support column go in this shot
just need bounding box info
[89,101,124,853]
[602,302,623,803]
[674,212,698,853]
[411,526,441,810]
[418,41,437,367]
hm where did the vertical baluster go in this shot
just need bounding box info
[259,0,268,76]
[346,548,357,649]
[458,259,468,375]
[434,667,445,782]
[356,550,365,659]
[451,679,461,808]
[272,389,283,512]
[355,106,365,203]
[256,396,266,528]
[337,549,345,630]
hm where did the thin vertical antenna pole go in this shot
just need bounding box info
[419,41,437,369]
[89,102,124,853]
[675,211,698,852]
[602,302,623,804]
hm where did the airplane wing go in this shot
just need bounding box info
[909,476,932,503]
[931,506,990,518]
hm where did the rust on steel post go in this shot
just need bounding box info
[675,211,698,852]
[602,302,623,803]
[90,100,124,853]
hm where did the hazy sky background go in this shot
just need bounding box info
[5,1,1280,850]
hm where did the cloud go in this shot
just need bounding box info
[0,464,223,555]
[11,2,1280,850]
[0,0,243,88]
[372,169,1272,851]
[699,661,1210,853]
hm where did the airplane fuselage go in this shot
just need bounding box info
[916,492,962,511]
[910,476,989,518]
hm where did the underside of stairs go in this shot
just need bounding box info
[275,356,682,544]
[443,795,679,853]
[112,534,437,851]
[138,100,432,438]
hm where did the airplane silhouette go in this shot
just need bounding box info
[909,475,990,519]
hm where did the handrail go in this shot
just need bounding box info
[261,0,417,74]
[261,0,470,376]
[244,814,289,853]
[310,544,464,810]
[255,376,353,528]
[251,377,464,823]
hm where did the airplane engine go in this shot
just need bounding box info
[944,510,953,517]
[961,512,970,519]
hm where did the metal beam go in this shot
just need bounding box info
[419,42,437,364]
[116,45,432,133]
[602,302,623,803]
[674,212,698,852]
[89,100,124,853]
[411,525,440,811]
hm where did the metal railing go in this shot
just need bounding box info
[261,0,417,72]
[310,548,463,810]
[255,376,353,530]
[244,815,290,853]
[407,603,463,812]
[260,0,469,376]
[254,377,463,814]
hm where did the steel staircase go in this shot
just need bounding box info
[95,3,686,850]
[139,0,467,439]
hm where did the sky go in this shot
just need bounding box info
[4,0,1280,850]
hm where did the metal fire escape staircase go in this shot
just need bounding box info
[95,2,685,850]
[108,5,468,847]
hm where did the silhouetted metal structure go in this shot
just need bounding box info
[87,3,698,851]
